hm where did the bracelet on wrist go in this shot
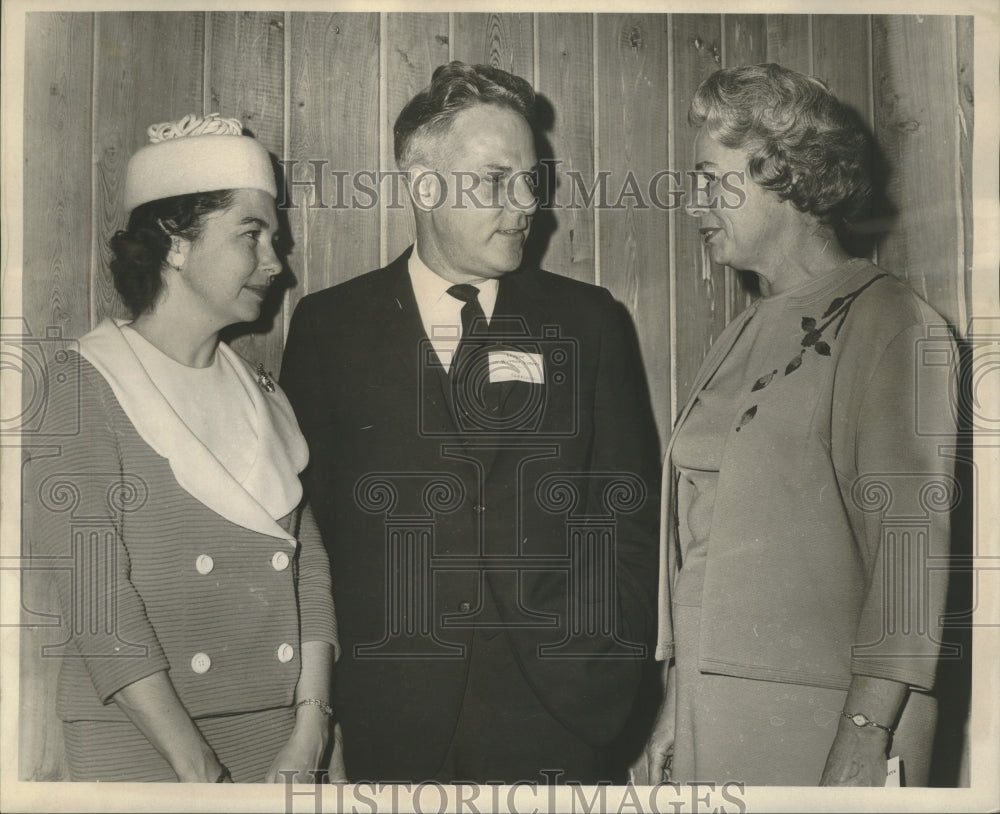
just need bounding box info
[841,711,894,735]
[296,698,334,717]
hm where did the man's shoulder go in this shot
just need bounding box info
[514,266,615,308]
[294,263,402,316]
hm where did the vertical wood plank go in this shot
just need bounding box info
[872,15,962,328]
[811,15,877,264]
[22,12,93,341]
[956,15,974,334]
[722,14,767,322]
[383,12,450,263]
[724,14,767,68]
[18,556,70,780]
[451,12,533,79]
[766,14,811,73]
[597,14,672,444]
[535,13,594,285]
[20,16,94,784]
[92,12,205,327]
[208,10,286,374]
[287,12,380,311]
[18,18,93,778]
[208,12,285,152]
[671,14,726,414]
[812,15,872,127]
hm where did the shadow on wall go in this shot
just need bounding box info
[930,336,974,788]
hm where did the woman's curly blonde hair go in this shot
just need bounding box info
[690,63,874,227]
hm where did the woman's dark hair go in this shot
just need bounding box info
[109,190,236,316]
[690,63,874,227]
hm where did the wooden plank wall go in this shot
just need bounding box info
[19,12,974,782]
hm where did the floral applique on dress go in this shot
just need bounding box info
[735,273,887,432]
[255,363,276,393]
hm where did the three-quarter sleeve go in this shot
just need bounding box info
[850,322,957,691]
[24,358,171,706]
[295,501,339,660]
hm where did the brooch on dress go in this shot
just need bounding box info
[255,363,276,393]
[782,273,887,377]
[735,273,887,433]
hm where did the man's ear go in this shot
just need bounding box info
[407,165,446,212]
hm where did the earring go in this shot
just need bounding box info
[167,250,185,269]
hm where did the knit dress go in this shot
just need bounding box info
[662,259,953,785]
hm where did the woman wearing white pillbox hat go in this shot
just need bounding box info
[25,114,342,783]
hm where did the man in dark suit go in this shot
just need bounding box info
[280,61,660,784]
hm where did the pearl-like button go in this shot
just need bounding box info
[458,601,472,613]
[276,643,294,663]
[195,554,214,575]
[473,504,486,514]
[191,652,212,674]
[271,551,290,571]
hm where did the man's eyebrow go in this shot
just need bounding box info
[694,161,717,172]
[239,216,272,228]
[481,163,513,174]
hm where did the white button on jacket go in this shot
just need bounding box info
[195,554,214,575]
[191,652,212,674]
[276,643,294,663]
[271,551,290,571]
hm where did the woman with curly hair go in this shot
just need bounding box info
[634,64,957,786]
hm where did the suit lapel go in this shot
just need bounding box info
[377,248,460,435]
[466,268,551,481]
[377,256,554,473]
[491,269,550,417]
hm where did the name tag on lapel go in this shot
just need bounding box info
[488,350,544,384]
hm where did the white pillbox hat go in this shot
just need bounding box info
[123,113,277,212]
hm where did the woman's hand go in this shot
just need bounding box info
[270,640,338,782]
[630,662,676,784]
[111,671,227,782]
[328,723,348,783]
[819,674,906,786]
[265,706,330,784]
[819,721,891,786]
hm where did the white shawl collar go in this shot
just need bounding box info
[79,318,308,544]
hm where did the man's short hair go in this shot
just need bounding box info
[394,61,536,171]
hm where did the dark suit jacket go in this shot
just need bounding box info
[281,247,660,780]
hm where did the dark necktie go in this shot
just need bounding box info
[446,284,486,375]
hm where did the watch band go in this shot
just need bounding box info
[842,711,894,734]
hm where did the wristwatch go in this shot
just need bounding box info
[842,711,894,734]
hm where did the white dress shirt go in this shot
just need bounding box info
[407,244,498,373]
